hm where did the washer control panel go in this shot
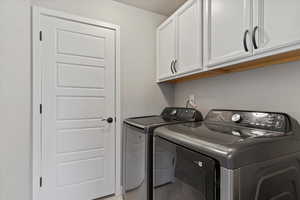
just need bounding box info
[206,110,290,132]
[161,107,203,122]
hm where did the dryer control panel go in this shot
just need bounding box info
[206,110,290,132]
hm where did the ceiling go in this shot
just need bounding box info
[113,0,188,16]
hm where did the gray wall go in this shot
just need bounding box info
[0,0,171,200]
[174,61,300,120]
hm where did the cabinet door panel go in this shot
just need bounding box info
[176,0,202,74]
[204,0,252,67]
[157,18,176,80]
[254,0,300,54]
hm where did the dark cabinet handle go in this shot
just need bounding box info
[243,30,249,52]
[252,26,259,49]
[170,60,174,74]
[173,60,177,73]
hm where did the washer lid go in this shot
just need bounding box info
[124,116,178,129]
[124,107,203,130]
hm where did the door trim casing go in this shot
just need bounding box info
[32,6,121,200]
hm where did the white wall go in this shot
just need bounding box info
[174,61,300,121]
[0,0,171,200]
[0,0,32,200]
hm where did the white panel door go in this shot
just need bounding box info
[40,14,115,200]
[253,0,300,54]
[157,17,176,80]
[176,0,202,75]
[203,0,252,68]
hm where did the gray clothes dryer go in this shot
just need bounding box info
[153,109,300,200]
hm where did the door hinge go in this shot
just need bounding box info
[39,104,42,114]
[39,177,43,187]
[39,31,43,41]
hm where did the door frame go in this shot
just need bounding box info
[32,6,122,200]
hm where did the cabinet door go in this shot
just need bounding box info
[253,0,300,54]
[203,0,252,68]
[157,18,176,81]
[175,0,202,75]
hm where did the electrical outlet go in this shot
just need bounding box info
[188,94,195,105]
[185,94,197,108]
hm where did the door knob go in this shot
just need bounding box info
[101,117,114,123]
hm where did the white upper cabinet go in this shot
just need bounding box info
[175,0,202,75]
[253,0,300,54]
[157,17,176,80]
[203,0,252,68]
[157,0,202,82]
[157,0,300,82]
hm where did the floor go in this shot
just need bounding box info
[98,195,123,200]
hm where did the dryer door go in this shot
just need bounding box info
[153,136,219,200]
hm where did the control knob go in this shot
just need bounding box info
[171,109,177,115]
[232,114,242,123]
